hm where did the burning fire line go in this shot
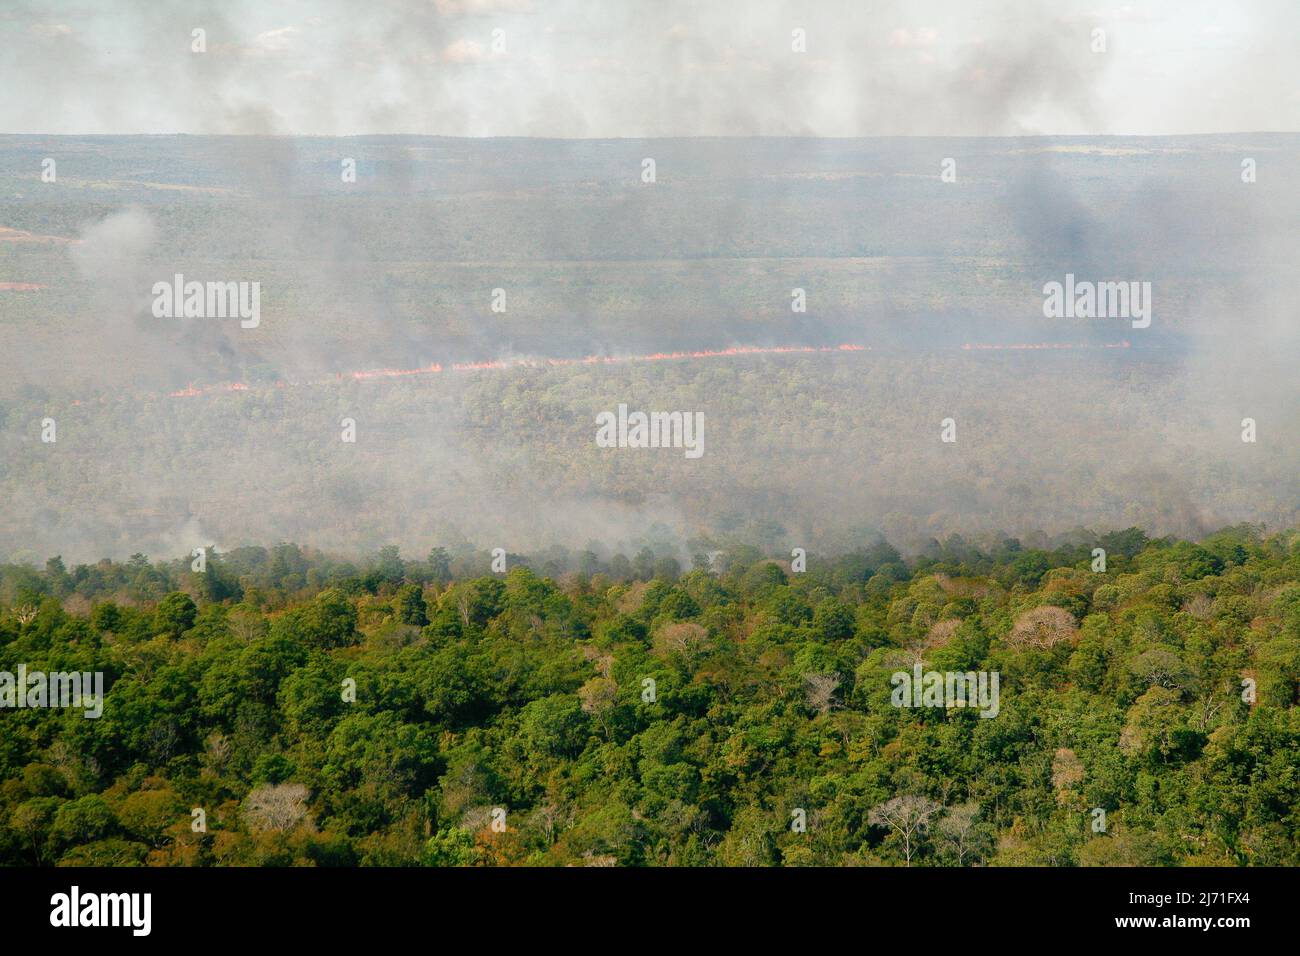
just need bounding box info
[166,344,871,398]
[147,340,1129,401]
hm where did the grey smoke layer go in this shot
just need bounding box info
[0,2,1296,563]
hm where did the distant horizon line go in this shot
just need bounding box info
[2,131,1298,140]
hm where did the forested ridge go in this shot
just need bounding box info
[2,524,1298,867]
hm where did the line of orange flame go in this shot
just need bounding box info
[159,340,1129,400]
[168,344,872,397]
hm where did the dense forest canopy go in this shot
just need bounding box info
[2,522,1297,867]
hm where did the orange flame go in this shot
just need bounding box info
[153,340,1134,402]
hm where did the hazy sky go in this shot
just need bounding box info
[2,0,1297,136]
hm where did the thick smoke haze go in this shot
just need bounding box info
[3,1,1299,137]
[0,1,1297,566]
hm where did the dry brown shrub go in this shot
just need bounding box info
[1182,593,1213,619]
[243,782,312,833]
[1051,748,1085,790]
[653,621,708,661]
[923,619,961,649]
[1007,606,1078,649]
[803,673,841,715]
[578,676,617,716]
[616,581,650,614]
[580,644,614,677]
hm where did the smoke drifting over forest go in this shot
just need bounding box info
[0,2,1297,564]
[6,1,1299,137]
